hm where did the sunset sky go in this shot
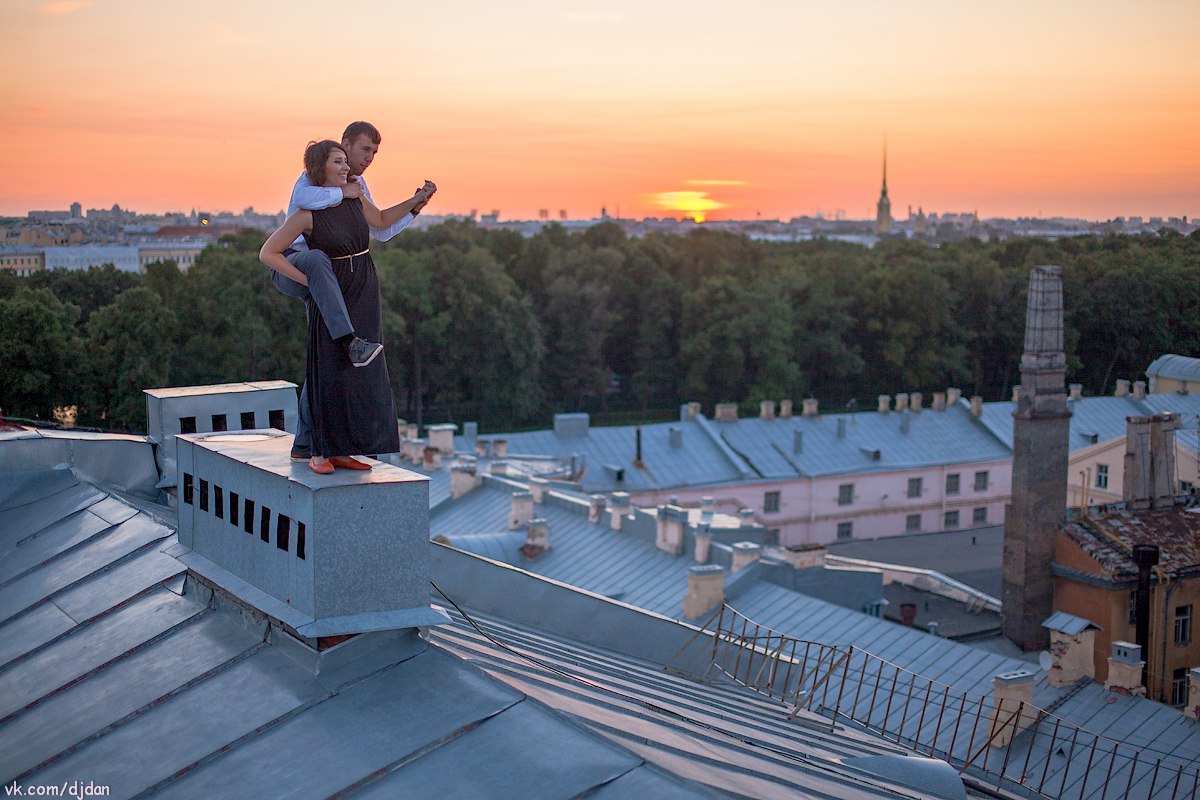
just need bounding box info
[3,0,1198,222]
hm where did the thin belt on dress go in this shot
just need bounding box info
[331,247,370,272]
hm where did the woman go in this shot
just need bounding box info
[260,140,423,474]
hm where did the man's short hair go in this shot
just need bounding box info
[342,121,381,145]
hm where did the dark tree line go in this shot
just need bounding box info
[2,225,1198,434]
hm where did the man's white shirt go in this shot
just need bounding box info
[287,173,414,251]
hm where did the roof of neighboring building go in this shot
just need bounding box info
[968,394,1200,454]
[1043,610,1103,636]
[714,405,1012,479]
[829,525,1005,599]
[460,416,754,494]
[1060,498,1200,578]
[1146,353,1200,382]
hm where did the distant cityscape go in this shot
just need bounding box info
[1,191,1196,277]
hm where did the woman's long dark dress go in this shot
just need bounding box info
[303,198,400,457]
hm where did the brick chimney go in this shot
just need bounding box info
[802,398,819,417]
[449,463,480,500]
[1070,383,1083,400]
[1042,612,1101,687]
[426,423,457,455]
[910,392,923,411]
[894,393,909,412]
[878,395,891,414]
[1003,265,1071,652]
[779,399,793,418]
[931,391,947,411]
[970,396,983,417]
[609,492,631,531]
[1114,379,1130,397]
[656,504,688,554]
[1132,380,1146,399]
[683,564,725,619]
[529,476,549,504]
[521,518,549,559]
[588,495,607,523]
[1105,641,1147,697]
[988,670,1037,747]
[947,387,962,405]
[492,438,508,458]
[760,400,776,420]
[508,490,534,529]
[715,403,739,422]
[731,542,763,572]
[693,524,712,564]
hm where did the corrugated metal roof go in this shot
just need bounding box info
[457,418,753,493]
[965,394,1200,453]
[1043,610,1103,635]
[717,405,1012,479]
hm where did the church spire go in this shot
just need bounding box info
[875,139,892,235]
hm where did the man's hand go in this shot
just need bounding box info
[341,179,364,200]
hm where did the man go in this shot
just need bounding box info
[272,120,436,460]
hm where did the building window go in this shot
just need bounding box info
[1176,605,1193,645]
[838,484,854,506]
[1096,464,1109,490]
[946,473,960,495]
[764,491,781,513]
[1171,668,1188,707]
[944,510,960,529]
[906,513,921,532]
[836,521,853,540]
[907,478,923,499]
[974,471,989,491]
[972,507,988,525]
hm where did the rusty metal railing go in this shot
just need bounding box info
[675,604,1199,800]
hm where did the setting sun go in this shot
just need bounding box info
[653,191,725,222]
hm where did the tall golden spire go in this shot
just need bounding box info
[875,139,892,235]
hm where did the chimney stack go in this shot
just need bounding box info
[739,508,757,528]
[492,439,508,458]
[1123,414,1178,509]
[931,391,947,411]
[508,490,534,529]
[1105,642,1147,697]
[1132,380,1146,399]
[1011,385,1022,403]
[693,524,712,564]
[910,392,923,411]
[878,395,891,414]
[714,403,739,422]
[760,400,776,420]
[793,430,803,454]
[521,518,549,559]
[656,505,688,554]
[970,396,983,417]
[529,476,549,504]
[988,670,1037,747]
[779,399,794,418]
[947,387,962,406]
[1003,265,1071,652]
[802,398,819,417]
[588,495,607,524]
[1043,612,1101,687]
[426,423,457,455]
[449,463,480,500]
[609,492,631,531]
[683,565,725,619]
[1070,383,1083,400]
[731,542,763,572]
[681,401,701,421]
[1114,380,1130,397]
[894,393,909,412]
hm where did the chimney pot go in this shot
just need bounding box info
[1132,380,1146,399]
[779,399,793,418]
[760,400,776,420]
[1114,380,1129,397]
[1070,383,1083,400]
[609,492,631,531]
[932,391,947,411]
[802,398,819,417]
[910,392,923,411]
[878,395,891,414]
[894,393,909,412]
[946,387,962,405]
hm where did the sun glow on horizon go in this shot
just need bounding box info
[653,191,725,223]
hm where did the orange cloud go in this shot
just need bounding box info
[41,1,91,15]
